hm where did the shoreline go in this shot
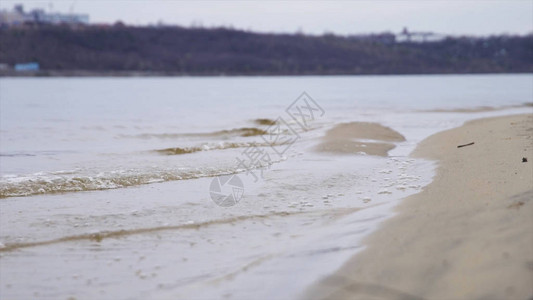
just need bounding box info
[304,113,533,299]
[1,71,533,78]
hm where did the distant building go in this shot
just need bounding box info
[14,62,39,71]
[0,4,89,27]
[396,27,446,43]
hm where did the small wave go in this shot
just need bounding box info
[253,118,277,126]
[0,147,280,198]
[0,150,76,157]
[0,207,362,252]
[419,102,533,113]
[230,128,267,137]
[0,153,35,157]
[155,147,204,155]
[1,141,285,198]
[118,127,267,140]
[154,141,275,156]
[0,167,235,199]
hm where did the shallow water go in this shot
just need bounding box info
[0,74,532,299]
[1,74,531,197]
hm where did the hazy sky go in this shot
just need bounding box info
[1,0,532,36]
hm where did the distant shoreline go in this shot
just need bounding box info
[2,27,532,76]
[1,70,532,78]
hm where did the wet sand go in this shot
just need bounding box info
[315,122,406,156]
[305,114,533,300]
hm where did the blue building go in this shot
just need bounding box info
[14,62,39,71]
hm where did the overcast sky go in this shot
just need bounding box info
[1,0,532,36]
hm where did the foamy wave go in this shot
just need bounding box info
[0,148,281,198]
[1,140,287,198]
[0,167,234,198]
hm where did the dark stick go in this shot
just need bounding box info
[457,142,475,148]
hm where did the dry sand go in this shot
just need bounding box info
[305,114,533,300]
[315,122,406,156]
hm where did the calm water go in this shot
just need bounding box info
[0,74,531,299]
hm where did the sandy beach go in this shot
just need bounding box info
[305,113,533,300]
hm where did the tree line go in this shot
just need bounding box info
[1,26,532,75]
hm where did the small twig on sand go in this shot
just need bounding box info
[457,142,475,148]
